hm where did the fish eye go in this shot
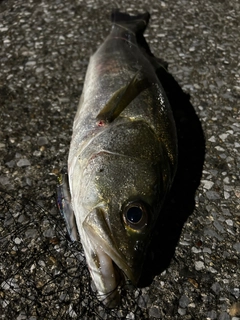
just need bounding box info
[123,202,148,230]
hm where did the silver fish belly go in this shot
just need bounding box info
[66,10,177,307]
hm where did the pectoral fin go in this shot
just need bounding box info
[96,73,151,123]
[56,168,78,242]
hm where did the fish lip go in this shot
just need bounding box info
[83,207,140,289]
[94,240,138,286]
[92,246,121,308]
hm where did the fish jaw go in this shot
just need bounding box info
[89,244,121,308]
[81,206,141,307]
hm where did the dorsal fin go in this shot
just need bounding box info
[96,73,151,124]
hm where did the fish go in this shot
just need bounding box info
[57,10,178,307]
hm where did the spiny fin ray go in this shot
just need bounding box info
[96,73,151,123]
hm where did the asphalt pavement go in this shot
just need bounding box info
[0,1,239,319]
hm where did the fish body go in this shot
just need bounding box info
[66,10,177,307]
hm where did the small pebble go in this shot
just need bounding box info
[235,187,240,198]
[211,282,221,295]
[0,176,10,186]
[25,228,38,239]
[17,159,31,167]
[203,247,212,254]
[126,312,135,319]
[219,311,230,320]
[202,180,214,190]
[178,308,186,316]
[195,261,205,270]
[206,191,221,200]
[5,160,15,168]
[213,220,225,233]
[206,310,217,319]
[14,237,22,244]
[179,294,190,308]
[204,227,224,241]
[37,136,48,145]
[219,133,229,140]
[225,219,233,226]
[224,191,230,199]
[233,242,240,253]
[208,136,216,142]
[192,246,202,253]
[149,306,161,318]
[38,260,46,267]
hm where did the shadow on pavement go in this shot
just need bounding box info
[139,64,206,287]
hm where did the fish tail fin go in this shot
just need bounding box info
[111,9,150,34]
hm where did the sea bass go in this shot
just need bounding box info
[57,10,177,307]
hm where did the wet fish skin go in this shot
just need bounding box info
[67,10,177,307]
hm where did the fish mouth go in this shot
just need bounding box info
[92,246,123,307]
[82,207,140,306]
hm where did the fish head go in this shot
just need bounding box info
[75,139,172,307]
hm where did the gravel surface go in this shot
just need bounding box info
[0,1,239,319]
